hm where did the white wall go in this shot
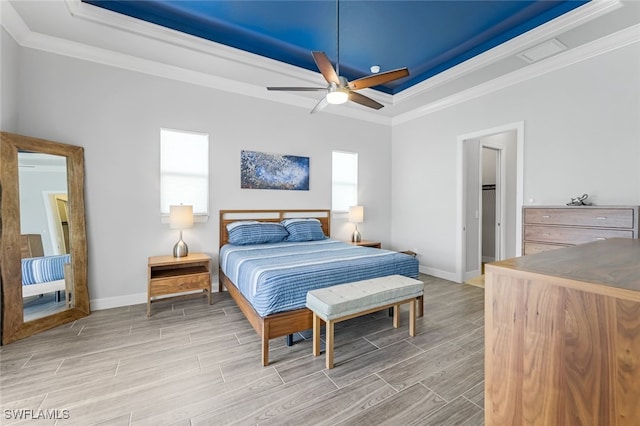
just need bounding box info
[391,42,640,279]
[1,27,19,132]
[18,168,68,256]
[14,47,392,308]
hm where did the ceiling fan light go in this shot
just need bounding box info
[326,88,348,105]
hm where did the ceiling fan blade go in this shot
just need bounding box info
[312,51,340,85]
[310,96,329,114]
[267,87,327,91]
[348,67,409,91]
[348,92,384,110]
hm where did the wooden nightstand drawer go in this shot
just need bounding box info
[524,224,633,245]
[524,208,635,229]
[349,240,381,248]
[147,253,212,316]
[150,273,210,297]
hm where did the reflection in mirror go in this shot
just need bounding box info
[1,132,90,346]
[18,152,72,322]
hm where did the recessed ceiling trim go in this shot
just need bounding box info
[65,0,328,89]
[393,23,640,126]
[2,0,635,127]
[393,0,622,105]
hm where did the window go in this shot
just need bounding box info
[332,150,358,212]
[160,129,209,217]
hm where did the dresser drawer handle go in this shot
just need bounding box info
[595,237,607,240]
[541,233,551,236]
[596,216,607,220]
[541,215,551,218]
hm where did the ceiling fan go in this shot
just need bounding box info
[268,51,409,113]
[266,0,409,113]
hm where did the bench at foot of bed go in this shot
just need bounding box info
[306,275,424,369]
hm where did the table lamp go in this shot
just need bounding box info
[170,204,193,257]
[348,205,364,242]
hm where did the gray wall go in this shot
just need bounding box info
[13,48,392,308]
[391,42,640,279]
[1,28,19,132]
[18,168,68,256]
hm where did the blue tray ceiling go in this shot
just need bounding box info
[83,1,588,94]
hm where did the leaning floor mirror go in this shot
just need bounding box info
[1,132,90,345]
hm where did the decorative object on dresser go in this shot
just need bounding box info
[522,205,639,255]
[169,204,193,258]
[348,205,364,242]
[566,193,591,206]
[147,253,212,317]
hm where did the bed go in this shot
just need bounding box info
[20,233,72,305]
[218,209,420,365]
[21,254,71,306]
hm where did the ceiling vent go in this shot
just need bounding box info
[518,38,567,63]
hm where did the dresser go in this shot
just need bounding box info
[522,205,639,255]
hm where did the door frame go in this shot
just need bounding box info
[456,121,524,283]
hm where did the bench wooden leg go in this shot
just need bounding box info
[313,313,321,357]
[417,295,424,317]
[261,323,269,366]
[326,320,335,369]
[393,304,400,328]
[409,297,416,337]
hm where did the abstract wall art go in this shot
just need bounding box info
[240,150,309,190]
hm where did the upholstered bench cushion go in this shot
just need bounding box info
[306,275,424,321]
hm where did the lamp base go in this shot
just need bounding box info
[351,227,362,243]
[173,239,189,258]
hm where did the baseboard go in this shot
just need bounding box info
[90,292,147,311]
[91,275,221,311]
[419,265,460,283]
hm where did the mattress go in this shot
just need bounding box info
[219,239,419,316]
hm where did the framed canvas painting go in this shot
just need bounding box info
[241,150,309,190]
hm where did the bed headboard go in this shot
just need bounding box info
[219,209,331,247]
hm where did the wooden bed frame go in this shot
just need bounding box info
[219,209,331,366]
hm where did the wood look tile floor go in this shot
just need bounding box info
[0,274,485,425]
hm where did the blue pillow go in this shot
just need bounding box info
[282,218,327,242]
[227,221,289,245]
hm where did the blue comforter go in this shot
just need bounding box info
[219,239,419,316]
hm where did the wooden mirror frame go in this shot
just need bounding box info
[1,132,90,345]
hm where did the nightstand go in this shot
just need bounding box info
[147,253,212,317]
[349,240,382,248]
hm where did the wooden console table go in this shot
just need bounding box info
[485,238,640,425]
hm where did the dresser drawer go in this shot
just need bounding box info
[524,208,635,229]
[524,225,634,245]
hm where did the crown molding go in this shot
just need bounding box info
[392,23,640,126]
[1,1,390,125]
[0,0,632,128]
[393,0,622,105]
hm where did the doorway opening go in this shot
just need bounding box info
[456,122,524,283]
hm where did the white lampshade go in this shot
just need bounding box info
[348,205,364,224]
[326,88,348,105]
[169,205,193,229]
